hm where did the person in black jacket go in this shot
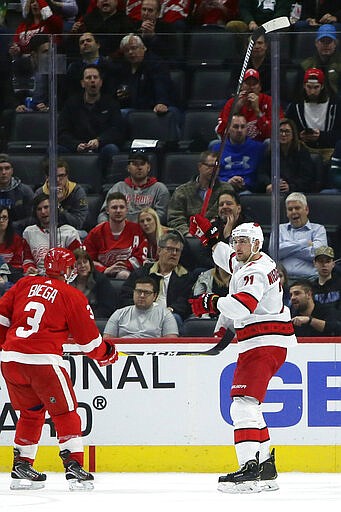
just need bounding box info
[113,33,181,130]
[119,231,195,332]
[58,64,125,174]
[257,118,316,193]
[290,279,341,336]
[71,247,118,319]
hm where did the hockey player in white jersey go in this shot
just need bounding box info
[189,216,297,494]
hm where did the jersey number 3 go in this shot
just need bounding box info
[16,301,45,338]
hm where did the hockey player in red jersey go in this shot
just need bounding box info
[189,217,297,494]
[0,247,118,491]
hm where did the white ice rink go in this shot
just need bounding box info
[1,472,340,512]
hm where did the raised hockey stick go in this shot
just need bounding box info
[63,329,235,357]
[200,16,290,217]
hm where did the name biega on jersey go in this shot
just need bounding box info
[27,284,58,303]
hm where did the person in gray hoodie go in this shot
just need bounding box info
[98,151,170,225]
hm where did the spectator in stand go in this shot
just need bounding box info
[42,0,78,32]
[120,231,195,330]
[211,190,253,243]
[104,276,178,337]
[160,0,192,31]
[13,35,51,113]
[130,0,179,63]
[58,64,124,175]
[167,150,234,237]
[290,279,341,336]
[138,207,167,263]
[98,151,169,225]
[72,0,135,56]
[71,247,118,319]
[9,0,63,56]
[286,68,341,162]
[226,0,291,32]
[216,69,284,143]
[114,33,181,130]
[34,157,88,232]
[0,207,24,283]
[22,193,81,275]
[211,113,266,193]
[311,246,341,313]
[0,255,13,297]
[192,264,230,318]
[270,192,328,283]
[293,2,341,33]
[65,32,115,98]
[190,0,239,28]
[84,191,148,279]
[257,117,317,194]
[0,153,34,234]
[300,24,341,98]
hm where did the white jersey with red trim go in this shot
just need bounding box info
[213,242,297,353]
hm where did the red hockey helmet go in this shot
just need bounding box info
[44,247,76,279]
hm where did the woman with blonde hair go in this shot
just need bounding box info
[138,207,167,263]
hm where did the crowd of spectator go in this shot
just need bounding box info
[0,1,341,336]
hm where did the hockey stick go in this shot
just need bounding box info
[63,329,235,357]
[200,16,290,216]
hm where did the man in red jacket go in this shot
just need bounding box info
[216,68,284,142]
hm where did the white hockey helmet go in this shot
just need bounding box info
[231,222,264,251]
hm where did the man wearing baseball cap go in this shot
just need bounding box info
[286,66,341,160]
[300,24,341,97]
[311,246,341,314]
[97,150,170,224]
[216,68,284,142]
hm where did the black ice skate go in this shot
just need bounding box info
[217,454,261,494]
[59,449,94,491]
[259,448,279,491]
[10,448,46,490]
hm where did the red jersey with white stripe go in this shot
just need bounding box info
[126,0,142,20]
[84,220,148,272]
[213,242,297,352]
[0,276,107,366]
[161,0,191,22]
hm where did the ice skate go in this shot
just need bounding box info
[10,448,46,490]
[259,448,279,491]
[59,449,94,491]
[217,455,261,494]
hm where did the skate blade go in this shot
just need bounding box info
[10,478,45,490]
[260,479,279,491]
[218,480,261,494]
[68,478,94,492]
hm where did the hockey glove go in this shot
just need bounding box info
[189,214,219,248]
[189,293,219,317]
[97,340,118,367]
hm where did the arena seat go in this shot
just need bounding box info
[60,153,102,194]
[159,152,200,193]
[186,32,239,68]
[182,317,217,337]
[181,110,219,150]
[7,112,50,153]
[7,153,45,189]
[187,69,232,110]
[126,110,180,144]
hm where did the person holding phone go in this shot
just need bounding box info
[286,67,341,159]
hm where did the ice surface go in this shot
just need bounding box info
[1,472,340,512]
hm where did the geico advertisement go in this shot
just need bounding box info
[0,344,340,446]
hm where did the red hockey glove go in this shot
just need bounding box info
[189,293,219,317]
[97,340,118,367]
[189,215,219,248]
